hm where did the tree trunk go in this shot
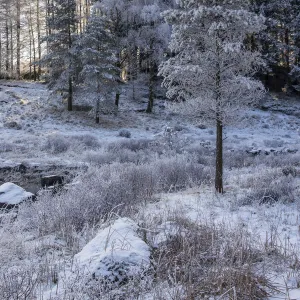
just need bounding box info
[5,18,9,76]
[16,0,21,79]
[68,75,73,111]
[36,0,42,80]
[215,118,223,193]
[146,42,154,113]
[84,0,90,29]
[285,28,290,72]
[115,92,120,107]
[67,7,73,111]
[10,19,13,78]
[29,5,37,81]
[146,65,154,113]
[0,33,2,76]
[28,22,32,78]
[95,98,100,124]
[215,36,223,193]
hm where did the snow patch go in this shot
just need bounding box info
[0,182,33,205]
[74,218,151,283]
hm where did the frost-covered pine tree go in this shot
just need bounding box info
[137,2,172,113]
[42,0,77,111]
[75,7,120,124]
[290,9,300,90]
[159,0,265,193]
[98,0,174,112]
[251,0,300,91]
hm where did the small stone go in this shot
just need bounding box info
[4,121,22,130]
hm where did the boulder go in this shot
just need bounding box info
[74,218,150,285]
[0,182,34,209]
[41,175,64,187]
[4,121,22,130]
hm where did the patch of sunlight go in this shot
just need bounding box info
[20,99,29,105]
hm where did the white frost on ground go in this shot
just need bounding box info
[0,182,33,205]
[1,80,300,167]
[74,218,150,282]
[2,81,300,299]
[144,187,300,299]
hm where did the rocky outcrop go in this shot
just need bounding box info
[0,182,34,209]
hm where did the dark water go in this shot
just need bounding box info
[0,164,83,195]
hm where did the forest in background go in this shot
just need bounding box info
[0,1,299,92]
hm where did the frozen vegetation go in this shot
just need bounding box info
[1,79,300,299]
[1,0,300,299]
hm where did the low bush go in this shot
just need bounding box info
[42,133,101,154]
[155,156,211,192]
[263,139,284,148]
[84,150,114,166]
[70,134,100,149]
[0,266,39,299]
[282,166,297,177]
[107,139,152,153]
[184,144,213,166]
[240,175,296,205]
[0,142,14,153]
[225,150,255,169]
[18,155,211,247]
[84,148,148,166]
[43,134,70,154]
[118,129,131,138]
[18,163,156,244]
[253,152,300,168]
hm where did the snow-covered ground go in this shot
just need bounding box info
[1,80,300,165]
[1,80,300,299]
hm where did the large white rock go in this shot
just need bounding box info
[74,218,150,284]
[0,182,33,206]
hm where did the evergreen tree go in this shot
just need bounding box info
[43,0,77,111]
[251,0,300,91]
[159,0,265,193]
[138,3,171,113]
[75,8,119,123]
[97,0,174,111]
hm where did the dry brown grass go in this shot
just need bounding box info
[152,216,276,299]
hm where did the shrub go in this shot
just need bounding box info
[225,150,255,169]
[43,134,70,154]
[43,134,101,154]
[70,134,100,149]
[0,142,14,153]
[173,125,186,132]
[264,139,284,148]
[155,157,211,192]
[4,120,22,130]
[18,154,211,248]
[84,150,116,166]
[118,129,131,138]
[84,148,147,166]
[240,176,296,205]
[0,266,38,299]
[18,163,156,246]
[282,166,297,177]
[263,153,300,168]
[107,139,152,153]
[184,144,213,166]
